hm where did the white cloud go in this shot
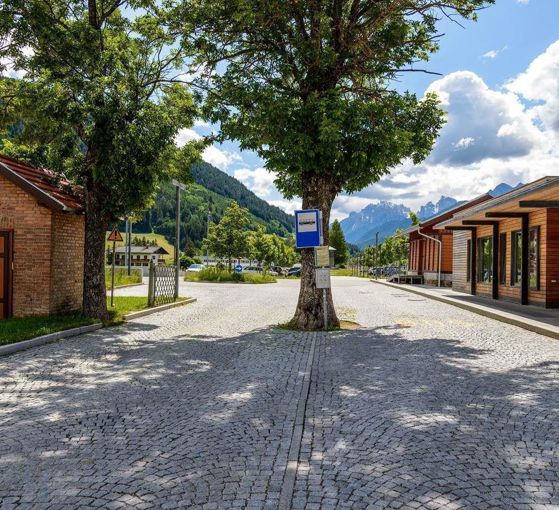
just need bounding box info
[269,199,301,215]
[234,167,277,197]
[482,46,507,60]
[426,70,543,166]
[175,128,242,170]
[202,146,242,170]
[506,39,559,134]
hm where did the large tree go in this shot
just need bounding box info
[0,0,201,319]
[179,0,492,329]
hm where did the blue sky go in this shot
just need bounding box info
[177,0,559,220]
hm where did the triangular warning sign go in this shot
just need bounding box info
[107,226,123,243]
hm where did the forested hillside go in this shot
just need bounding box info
[133,163,294,254]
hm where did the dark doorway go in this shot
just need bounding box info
[0,231,13,319]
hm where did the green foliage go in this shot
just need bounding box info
[409,212,420,226]
[329,220,348,266]
[134,166,294,251]
[184,267,276,284]
[203,201,251,269]
[179,0,491,201]
[363,230,408,267]
[105,268,143,288]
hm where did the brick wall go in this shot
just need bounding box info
[50,211,84,314]
[0,174,84,317]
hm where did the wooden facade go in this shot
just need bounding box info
[406,194,492,286]
[437,177,559,308]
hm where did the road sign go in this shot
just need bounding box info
[235,264,243,273]
[315,245,330,267]
[315,267,331,289]
[107,226,123,243]
[295,209,322,248]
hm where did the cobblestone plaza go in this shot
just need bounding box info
[1,278,559,509]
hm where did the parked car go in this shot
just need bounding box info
[287,264,301,277]
[186,263,206,273]
[270,265,285,276]
[242,266,262,274]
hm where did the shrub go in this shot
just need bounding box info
[184,267,276,284]
[105,267,143,287]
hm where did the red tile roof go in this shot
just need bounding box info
[0,154,83,212]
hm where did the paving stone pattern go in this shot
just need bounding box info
[2,279,559,509]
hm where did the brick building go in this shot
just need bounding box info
[0,155,84,319]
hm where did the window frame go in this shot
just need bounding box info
[529,226,540,291]
[477,236,493,284]
[466,239,471,282]
[511,230,522,287]
[499,233,507,285]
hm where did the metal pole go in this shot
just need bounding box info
[323,288,328,331]
[206,206,210,265]
[418,231,442,287]
[127,218,132,276]
[375,232,379,280]
[110,239,116,307]
[175,185,180,300]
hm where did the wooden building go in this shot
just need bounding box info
[406,194,492,286]
[114,245,169,267]
[435,177,559,307]
[0,155,84,319]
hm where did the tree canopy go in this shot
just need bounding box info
[180,0,493,329]
[329,220,348,266]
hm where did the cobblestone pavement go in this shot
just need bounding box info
[2,278,559,509]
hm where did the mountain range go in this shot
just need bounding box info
[339,182,523,248]
[135,162,294,253]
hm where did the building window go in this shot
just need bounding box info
[466,239,471,282]
[499,233,507,285]
[529,227,540,290]
[511,230,522,286]
[477,236,493,283]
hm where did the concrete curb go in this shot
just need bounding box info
[0,323,104,357]
[123,298,197,321]
[113,282,144,290]
[372,279,559,340]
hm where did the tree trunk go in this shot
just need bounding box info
[82,178,110,320]
[289,176,340,330]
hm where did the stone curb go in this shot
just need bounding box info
[372,279,559,340]
[113,282,144,290]
[0,323,104,357]
[123,298,197,321]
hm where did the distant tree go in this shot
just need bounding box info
[409,212,420,226]
[248,228,276,272]
[181,0,490,329]
[329,220,348,266]
[203,202,250,271]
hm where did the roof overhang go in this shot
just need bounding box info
[435,177,559,229]
[0,162,79,213]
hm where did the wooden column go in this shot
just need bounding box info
[521,214,529,305]
[492,223,499,300]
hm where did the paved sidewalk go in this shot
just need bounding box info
[374,279,559,340]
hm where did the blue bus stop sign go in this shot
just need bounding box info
[235,264,243,273]
[295,209,322,248]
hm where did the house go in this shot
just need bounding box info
[0,155,84,319]
[405,194,492,286]
[435,177,559,307]
[114,245,169,267]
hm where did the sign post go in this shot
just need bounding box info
[315,266,331,331]
[107,226,124,307]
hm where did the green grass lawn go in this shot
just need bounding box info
[330,268,353,276]
[1,296,187,346]
[105,267,143,288]
[0,314,97,346]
